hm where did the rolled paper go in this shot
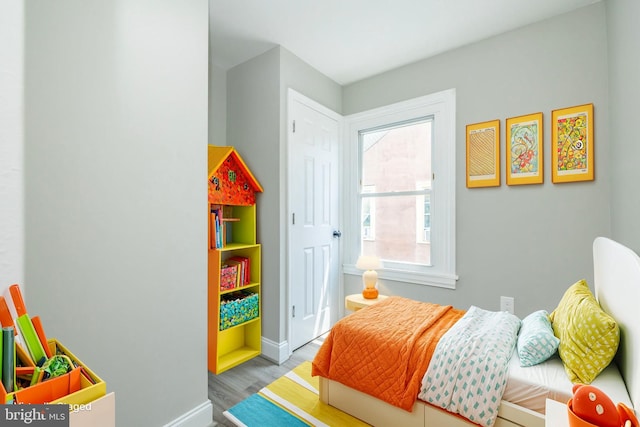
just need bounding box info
[2,327,15,393]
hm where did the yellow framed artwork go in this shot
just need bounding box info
[466,119,500,188]
[506,112,543,185]
[551,103,594,183]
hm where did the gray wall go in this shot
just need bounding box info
[0,1,24,294]
[24,1,210,426]
[209,63,227,147]
[227,48,282,344]
[606,0,640,253]
[280,48,343,116]
[227,47,341,353]
[342,3,610,317]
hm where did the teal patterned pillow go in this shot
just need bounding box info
[517,310,560,367]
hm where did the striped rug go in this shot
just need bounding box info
[223,361,370,427]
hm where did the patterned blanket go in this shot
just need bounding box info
[418,306,521,426]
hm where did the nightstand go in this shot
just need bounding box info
[545,398,569,427]
[345,293,388,311]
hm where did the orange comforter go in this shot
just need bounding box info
[312,296,464,411]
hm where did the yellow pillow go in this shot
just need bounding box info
[549,279,619,384]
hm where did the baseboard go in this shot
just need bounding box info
[261,336,290,364]
[163,400,213,427]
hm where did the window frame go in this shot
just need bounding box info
[361,185,376,241]
[343,89,457,289]
[416,182,431,245]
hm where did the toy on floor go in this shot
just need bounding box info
[568,384,639,427]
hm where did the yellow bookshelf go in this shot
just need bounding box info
[207,145,263,374]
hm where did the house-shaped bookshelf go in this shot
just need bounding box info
[207,145,264,374]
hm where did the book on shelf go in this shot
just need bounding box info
[210,211,217,249]
[210,206,224,249]
[228,256,250,285]
[225,260,243,287]
[219,263,239,291]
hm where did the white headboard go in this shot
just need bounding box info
[593,237,640,411]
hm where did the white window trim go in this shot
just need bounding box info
[343,89,457,289]
[416,181,431,245]
[362,185,376,241]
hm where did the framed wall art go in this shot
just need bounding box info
[551,103,594,183]
[466,119,500,188]
[506,112,543,185]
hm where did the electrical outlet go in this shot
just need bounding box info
[500,296,515,314]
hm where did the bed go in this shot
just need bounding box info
[312,237,640,427]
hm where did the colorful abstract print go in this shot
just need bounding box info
[510,122,539,175]
[556,113,588,172]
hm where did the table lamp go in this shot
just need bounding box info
[356,255,381,299]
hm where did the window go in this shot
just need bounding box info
[344,89,457,288]
[359,120,432,265]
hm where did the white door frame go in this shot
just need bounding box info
[286,88,344,357]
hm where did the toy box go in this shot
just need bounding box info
[220,291,259,330]
[1,339,106,405]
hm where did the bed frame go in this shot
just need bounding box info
[318,237,640,427]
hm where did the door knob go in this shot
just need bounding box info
[333,230,342,238]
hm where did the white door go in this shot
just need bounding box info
[288,90,341,351]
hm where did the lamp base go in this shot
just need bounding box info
[362,288,379,299]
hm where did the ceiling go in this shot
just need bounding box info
[210,0,600,85]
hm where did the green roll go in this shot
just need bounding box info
[2,326,14,393]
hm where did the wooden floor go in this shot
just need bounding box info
[209,337,324,426]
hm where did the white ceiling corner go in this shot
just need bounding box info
[210,0,601,85]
